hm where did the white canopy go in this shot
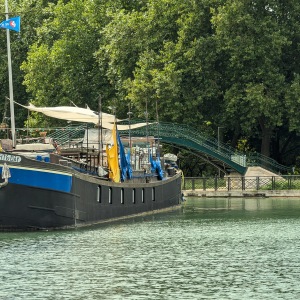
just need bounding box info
[16,102,148,130]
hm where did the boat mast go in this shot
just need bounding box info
[145,99,149,162]
[5,0,16,147]
[98,94,103,166]
[127,103,133,149]
[156,98,160,157]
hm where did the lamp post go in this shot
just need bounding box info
[98,95,102,166]
[217,126,224,177]
[127,104,133,149]
[155,98,160,157]
[145,110,149,163]
[145,98,150,162]
[4,0,16,147]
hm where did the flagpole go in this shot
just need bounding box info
[5,0,16,147]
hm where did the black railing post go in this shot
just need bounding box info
[214,175,218,191]
[242,177,245,190]
[192,178,195,191]
[256,176,259,190]
[272,176,275,190]
[203,178,206,191]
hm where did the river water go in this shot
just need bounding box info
[1,197,300,300]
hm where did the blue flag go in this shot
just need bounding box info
[126,150,133,179]
[117,131,127,182]
[150,154,156,172]
[0,16,21,32]
[150,154,164,180]
[155,155,164,180]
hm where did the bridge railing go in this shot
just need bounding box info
[246,153,292,173]
[183,176,300,191]
[48,124,86,146]
[123,120,290,173]
[125,120,241,163]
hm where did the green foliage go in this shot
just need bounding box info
[0,0,300,169]
[21,0,107,112]
[210,0,299,156]
[99,0,223,126]
[236,138,254,154]
[260,179,300,190]
[177,149,217,177]
[286,74,300,133]
[294,156,300,175]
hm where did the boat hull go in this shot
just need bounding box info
[0,183,77,230]
[0,155,182,230]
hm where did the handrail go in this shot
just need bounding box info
[47,124,86,145]
[120,120,292,174]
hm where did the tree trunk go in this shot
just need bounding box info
[260,125,273,157]
[230,125,241,148]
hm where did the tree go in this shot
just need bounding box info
[211,0,300,157]
[21,0,149,124]
[0,0,61,127]
[3,0,300,167]
[99,0,223,127]
[21,0,105,116]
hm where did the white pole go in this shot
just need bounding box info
[5,0,16,147]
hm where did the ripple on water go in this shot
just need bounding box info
[1,198,300,299]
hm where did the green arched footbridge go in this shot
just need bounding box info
[119,121,291,175]
[49,122,291,175]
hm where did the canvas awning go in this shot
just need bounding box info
[15,102,148,130]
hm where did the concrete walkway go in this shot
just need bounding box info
[230,166,281,178]
[183,189,300,198]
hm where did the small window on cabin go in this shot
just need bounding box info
[132,188,135,204]
[152,187,155,201]
[97,186,101,203]
[109,188,112,204]
[142,188,144,203]
[121,188,124,204]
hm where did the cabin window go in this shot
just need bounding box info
[109,188,112,204]
[152,187,155,201]
[121,188,124,204]
[97,186,101,203]
[132,188,136,204]
[142,188,144,203]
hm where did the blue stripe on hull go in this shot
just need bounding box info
[1,166,72,193]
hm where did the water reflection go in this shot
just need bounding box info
[183,197,300,220]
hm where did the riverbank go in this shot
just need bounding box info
[182,189,300,198]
